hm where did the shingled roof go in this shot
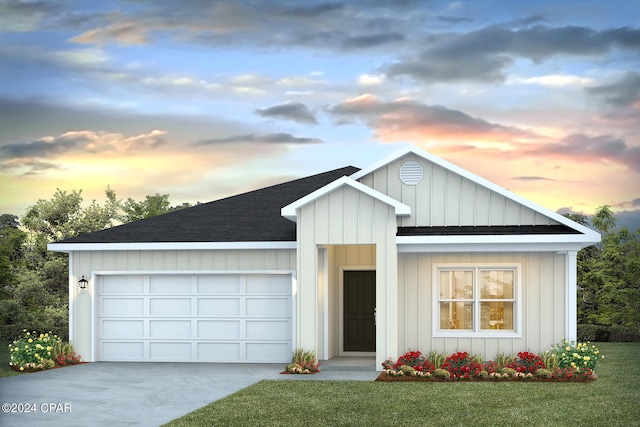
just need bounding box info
[57,166,360,244]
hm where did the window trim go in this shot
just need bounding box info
[432,263,522,338]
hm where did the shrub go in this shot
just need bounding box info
[8,330,61,371]
[608,325,640,342]
[433,368,450,379]
[494,352,515,366]
[539,351,559,370]
[551,338,602,372]
[506,351,546,374]
[482,361,499,374]
[578,324,610,342]
[498,367,517,376]
[288,348,319,373]
[395,350,435,373]
[477,370,488,379]
[426,351,448,369]
[399,365,415,375]
[536,368,553,379]
[441,352,483,379]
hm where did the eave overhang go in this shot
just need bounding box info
[47,241,297,253]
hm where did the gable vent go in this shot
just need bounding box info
[399,161,423,185]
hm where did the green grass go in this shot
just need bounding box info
[0,339,23,378]
[164,343,640,427]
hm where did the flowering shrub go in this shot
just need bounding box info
[286,348,320,373]
[382,351,435,377]
[55,352,83,366]
[506,351,546,374]
[441,352,483,379]
[8,330,61,371]
[550,338,602,372]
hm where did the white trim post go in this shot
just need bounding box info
[566,251,578,341]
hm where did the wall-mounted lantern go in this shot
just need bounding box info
[78,275,89,291]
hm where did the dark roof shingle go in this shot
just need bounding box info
[58,166,359,244]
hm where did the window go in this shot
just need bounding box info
[434,264,520,337]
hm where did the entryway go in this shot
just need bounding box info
[343,270,376,352]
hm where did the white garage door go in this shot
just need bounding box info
[96,274,293,362]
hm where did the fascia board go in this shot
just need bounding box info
[397,234,601,245]
[48,241,297,252]
[397,233,600,253]
[350,145,601,240]
[281,176,410,221]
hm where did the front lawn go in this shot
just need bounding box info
[0,340,22,378]
[164,342,640,426]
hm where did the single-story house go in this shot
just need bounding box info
[49,146,600,369]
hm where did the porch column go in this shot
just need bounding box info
[565,250,578,341]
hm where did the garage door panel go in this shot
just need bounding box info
[246,343,291,361]
[197,276,241,294]
[197,343,240,360]
[198,320,240,339]
[149,298,191,316]
[101,276,144,294]
[102,298,144,316]
[197,298,240,316]
[150,320,191,338]
[102,320,144,338]
[102,342,144,360]
[150,342,191,360]
[246,275,290,294]
[246,320,290,339]
[247,297,290,316]
[149,276,191,294]
[97,274,292,363]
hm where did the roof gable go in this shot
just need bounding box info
[281,176,411,221]
[351,146,600,241]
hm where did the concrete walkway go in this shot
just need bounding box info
[0,360,379,427]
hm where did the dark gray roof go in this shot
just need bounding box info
[58,166,360,244]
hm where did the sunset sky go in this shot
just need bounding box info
[1,0,639,230]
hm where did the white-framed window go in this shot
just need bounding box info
[433,264,522,338]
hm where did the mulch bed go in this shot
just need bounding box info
[10,363,84,373]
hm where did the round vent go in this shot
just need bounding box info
[399,161,423,185]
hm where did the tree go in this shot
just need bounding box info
[575,206,640,333]
[22,187,120,242]
[120,193,191,223]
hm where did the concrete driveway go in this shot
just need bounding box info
[0,361,379,427]
[0,362,284,427]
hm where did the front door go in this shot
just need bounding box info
[343,271,376,352]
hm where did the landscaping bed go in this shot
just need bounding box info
[377,339,602,383]
[7,330,83,373]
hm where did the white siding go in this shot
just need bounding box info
[397,252,566,359]
[358,154,560,227]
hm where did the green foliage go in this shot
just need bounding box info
[425,350,448,368]
[551,338,602,372]
[494,352,515,366]
[8,330,61,371]
[288,348,319,373]
[573,206,640,332]
[536,368,553,379]
[399,365,415,374]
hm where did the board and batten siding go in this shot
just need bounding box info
[358,154,559,227]
[397,252,566,359]
[296,185,399,367]
[69,249,296,359]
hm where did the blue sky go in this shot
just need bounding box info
[1,0,639,230]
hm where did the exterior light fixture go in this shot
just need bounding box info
[78,275,88,290]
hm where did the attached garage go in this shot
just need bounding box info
[95,274,294,363]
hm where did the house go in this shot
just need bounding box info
[49,146,600,369]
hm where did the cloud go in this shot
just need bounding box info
[0,129,167,160]
[341,32,404,49]
[587,71,640,107]
[385,25,640,83]
[327,94,538,142]
[527,133,640,172]
[195,133,322,145]
[0,159,63,176]
[512,176,557,182]
[255,102,317,124]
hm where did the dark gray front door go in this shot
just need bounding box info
[344,270,376,352]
